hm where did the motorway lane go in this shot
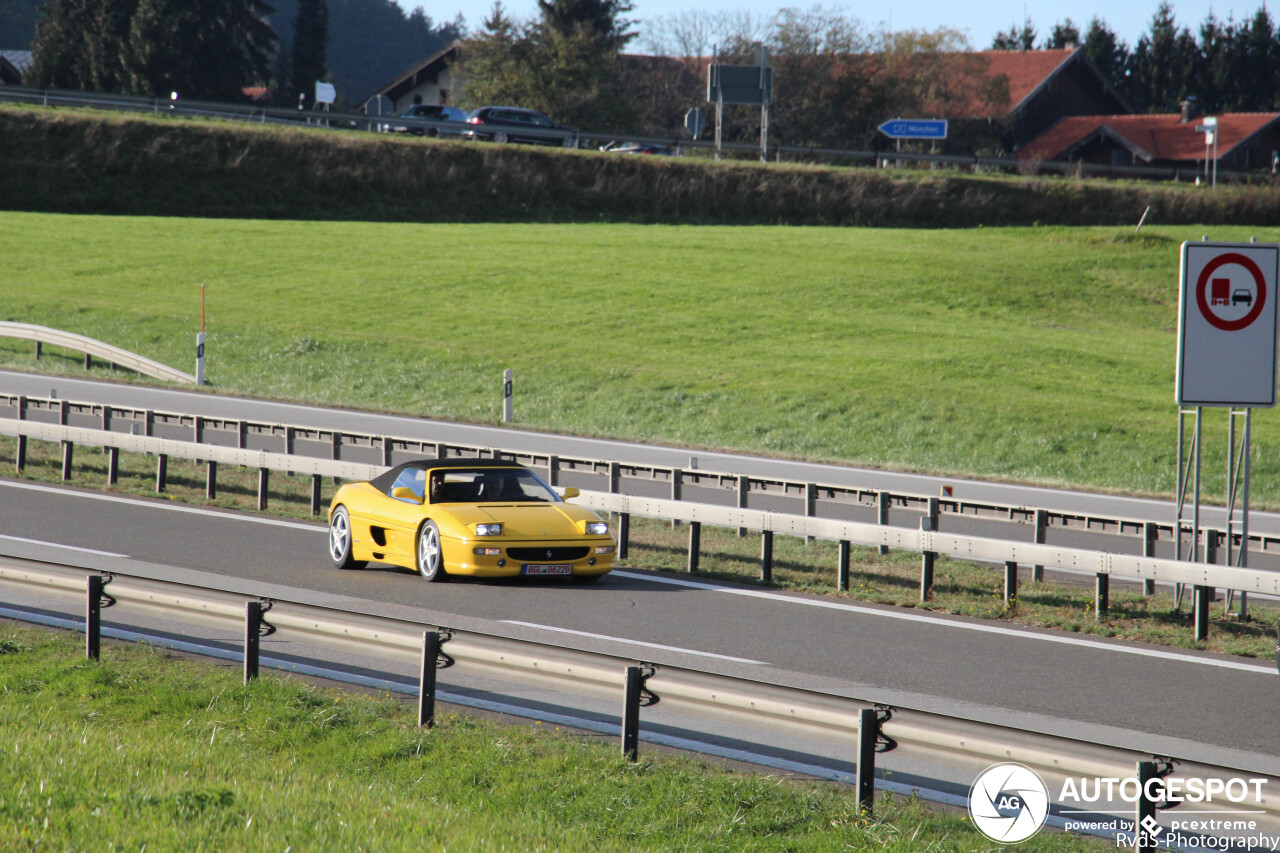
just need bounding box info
[3,476,1278,765]
[1,370,1269,534]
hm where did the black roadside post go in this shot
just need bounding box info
[856,707,877,814]
[86,574,113,661]
[419,631,442,728]
[621,665,657,762]
[760,530,773,582]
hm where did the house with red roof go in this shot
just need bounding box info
[1019,109,1280,173]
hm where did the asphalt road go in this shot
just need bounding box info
[1,476,1277,772]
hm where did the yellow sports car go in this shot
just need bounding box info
[327,458,616,582]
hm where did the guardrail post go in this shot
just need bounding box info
[1142,522,1157,595]
[617,513,630,560]
[237,420,247,449]
[546,454,559,487]
[760,530,773,582]
[687,522,701,572]
[34,341,41,360]
[670,467,682,529]
[804,483,817,544]
[107,447,119,484]
[877,491,890,555]
[1194,586,1211,641]
[15,434,26,472]
[86,575,108,661]
[1004,561,1018,608]
[382,436,393,466]
[1135,761,1157,850]
[310,474,322,515]
[257,468,269,510]
[920,516,935,602]
[622,666,643,761]
[838,540,851,591]
[737,475,749,537]
[83,352,92,370]
[419,631,441,728]
[608,461,620,494]
[205,460,217,498]
[1033,509,1047,582]
[856,707,877,814]
[60,440,73,480]
[244,601,263,683]
[155,454,167,493]
[1095,574,1109,618]
[193,415,202,444]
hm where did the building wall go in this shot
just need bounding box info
[1008,61,1128,151]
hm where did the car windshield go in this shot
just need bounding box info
[429,468,561,504]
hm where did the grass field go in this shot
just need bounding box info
[3,212,1278,504]
[0,624,1110,852]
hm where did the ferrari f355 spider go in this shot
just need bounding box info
[327,458,616,582]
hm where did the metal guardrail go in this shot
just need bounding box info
[0,83,1261,182]
[0,322,195,384]
[1,552,1275,837]
[2,401,1280,610]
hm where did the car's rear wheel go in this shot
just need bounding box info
[417,520,448,581]
[494,131,509,144]
[329,506,366,570]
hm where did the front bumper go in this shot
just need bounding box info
[442,537,616,577]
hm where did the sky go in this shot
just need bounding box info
[420,1,1267,50]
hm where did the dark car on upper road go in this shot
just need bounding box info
[388,104,469,137]
[463,107,579,148]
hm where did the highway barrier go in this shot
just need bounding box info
[0,323,195,384]
[0,552,1275,839]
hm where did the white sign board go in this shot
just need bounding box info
[1177,241,1280,407]
[314,81,336,105]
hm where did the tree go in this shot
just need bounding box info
[290,0,329,104]
[460,0,636,130]
[120,0,276,100]
[30,0,134,91]
[537,0,634,50]
[31,0,276,99]
[1127,2,1199,112]
[991,19,1036,50]
[1043,19,1080,49]
[1081,17,1128,90]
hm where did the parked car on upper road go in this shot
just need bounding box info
[464,106,579,147]
[388,104,468,137]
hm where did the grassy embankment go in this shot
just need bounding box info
[2,212,1278,655]
[4,102,1280,226]
[0,625,1110,851]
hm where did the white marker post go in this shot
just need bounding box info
[503,368,513,423]
[196,284,206,385]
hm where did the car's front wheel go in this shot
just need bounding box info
[329,506,366,570]
[417,520,448,581]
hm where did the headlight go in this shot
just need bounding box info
[473,547,501,556]
[594,545,615,555]
[475,523,503,536]
[584,521,609,535]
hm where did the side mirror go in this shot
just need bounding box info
[392,486,420,502]
[560,486,580,501]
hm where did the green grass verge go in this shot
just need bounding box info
[3,433,1270,658]
[0,625,1109,851]
[2,212,1278,505]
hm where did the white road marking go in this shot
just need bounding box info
[502,620,767,665]
[0,480,323,532]
[0,535,128,559]
[611,571,1278,676]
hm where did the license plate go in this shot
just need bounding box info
[523,563,572,576]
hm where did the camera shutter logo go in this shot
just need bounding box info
[968,763,1050,843]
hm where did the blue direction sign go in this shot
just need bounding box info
[877,118,948,140]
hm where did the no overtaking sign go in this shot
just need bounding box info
[1177,241,1280,407]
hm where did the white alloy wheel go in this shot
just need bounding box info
[329,506,364,570]
[418,520,446,581]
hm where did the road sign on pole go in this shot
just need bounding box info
[1177,240,1280,407]
[877,119,948,140]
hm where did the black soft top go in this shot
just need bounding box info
[368,457,525,493]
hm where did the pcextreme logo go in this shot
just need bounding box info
[968,763,1051,844]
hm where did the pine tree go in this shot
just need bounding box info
[990,19,1036,50]
[1081,17,1129,91]
[290,0,328,104]
[30,0,135,91]
[536,0,634,50]
[1043,19,1080,49]
[1127,3,1199,112]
